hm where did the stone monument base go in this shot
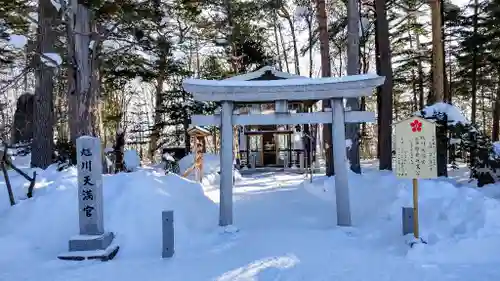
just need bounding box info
[58,244,119,261]
[58,232,119,261]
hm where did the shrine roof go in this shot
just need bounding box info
[223,66,307,81]
[187,125,211,136]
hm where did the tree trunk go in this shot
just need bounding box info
[23,45,29,92]
[224,0,238,74]
[408,28,418,112]
[415,31,425,109]
[277,7,301,74]
[441,0,449,103]
[360,23,369,157]
[429,0,444,104]
[338,45,343,76]
[92,64,103,138]
[448,43,453,104]
[149,39,167,161]
[149,74,164,160]
[188,39,193,73]
[465,0,479,167]
[493,82,500,142]
[56,86,66,141]
[277,22,290,73]
[272,10,283,71]
[481,90,487,135]
[471,0,478,124]
[114,130,125,173]
[284,14,301,75]
[345,0,361,174]
[375,0,393,170]
[196,37,201,77]
[69,1,98,143]
[307,17,314,77]
[66,15,77,161]
[31,0,57,169]
[184,118,191,154]
[429,0,449,176]
[315,0,334,176]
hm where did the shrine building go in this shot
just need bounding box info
[226,66,319,170]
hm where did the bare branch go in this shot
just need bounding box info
[0,67,32,94]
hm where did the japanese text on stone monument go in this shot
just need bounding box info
[76,136,104,235]
[395,117,438,179]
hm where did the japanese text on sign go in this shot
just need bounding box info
[394,117,438,179]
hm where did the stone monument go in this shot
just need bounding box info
[58,136,119,261]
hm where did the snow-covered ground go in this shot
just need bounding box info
[1,155,500,280]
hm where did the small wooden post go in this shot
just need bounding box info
[412,178,419,239]
[195,136,204,182]
[162,210,175,258]
[1,161,15,206]
[0,148,15,206]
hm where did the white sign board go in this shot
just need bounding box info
[394,116,437,179]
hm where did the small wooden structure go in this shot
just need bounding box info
[183,126,210,182]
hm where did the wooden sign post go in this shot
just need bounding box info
[394,117,437,241]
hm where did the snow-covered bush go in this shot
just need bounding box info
[416,102,500,187]
[123,149,141,172]
[450,122,500,187]
[9,141,31,156]
[162,152,180,174]
[52,140,74,171]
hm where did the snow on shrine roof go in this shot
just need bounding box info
[183,73,385,102]
[223,66,307,81]
[187,125,211,136]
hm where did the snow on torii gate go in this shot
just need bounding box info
[182,73,385,227]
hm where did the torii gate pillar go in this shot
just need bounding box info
[220,101,234,226]
[331,98,351,226]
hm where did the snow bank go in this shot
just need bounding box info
[41,53,62,67]
[178,153,242,187]
[0,165,218,264]
[50,0,62,11]
[123,149,140,171]
[7,34,28,49]
[0,161,61,214]
[294,6,310,17]
[303,167,500,263]
[493,141,500,157]
[415,102,468,125]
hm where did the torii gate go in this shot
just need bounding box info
[182,72,385,227]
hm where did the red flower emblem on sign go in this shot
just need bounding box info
[410,119,422,133]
